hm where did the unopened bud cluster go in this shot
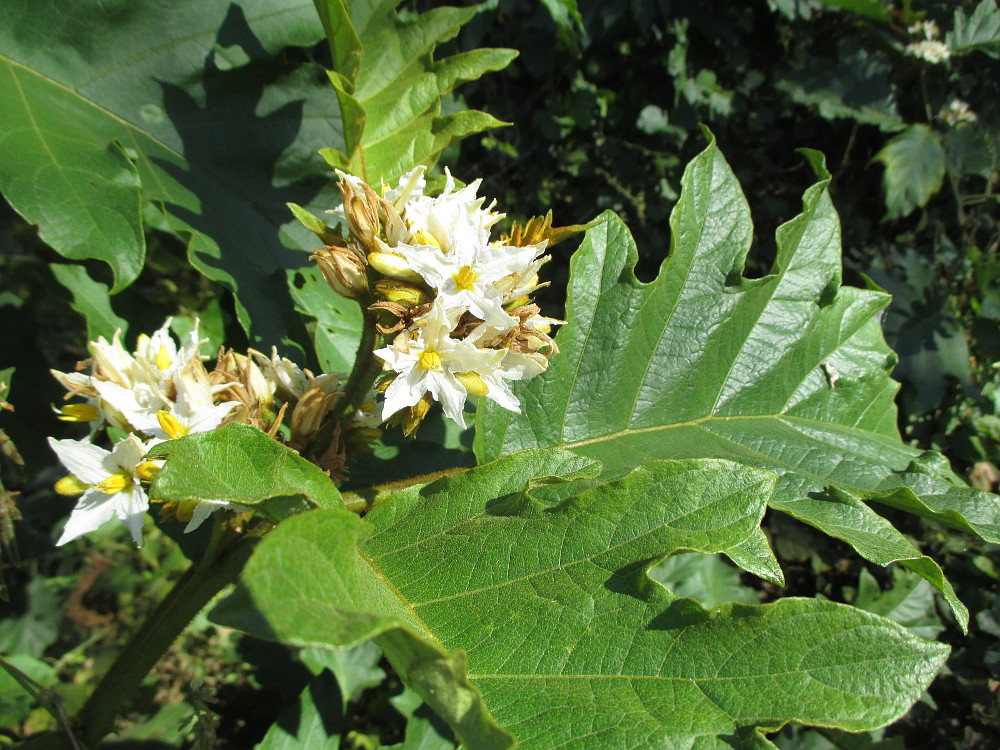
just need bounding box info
[49,319,378,545]
[315,166,563,432]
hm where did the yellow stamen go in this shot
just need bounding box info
[419,351,442,371]
[136,462,161,483]
[154,345,172,371]
[97,473,129,495]
[156,410,189,440]
[412,229,441,248]
[453,265,478,291]
[58,403,100,422]
[55,475,90,495]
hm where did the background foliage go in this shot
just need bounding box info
[2,0,1000,748]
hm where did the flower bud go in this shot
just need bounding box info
[289,385,339,448]
[57,402,100,422]
[375,280,431,308]
[454,371,489,397]
[367,251,423,283]
[55,475,90,495]
[312,244,369,301]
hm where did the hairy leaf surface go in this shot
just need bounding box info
[216,449,948,749]
[148,423,342,520]
[476,134,1000,630]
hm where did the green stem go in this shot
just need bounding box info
[334,307,383,425]
[75,527,257,748]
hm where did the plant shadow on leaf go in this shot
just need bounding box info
[151,4,322,353]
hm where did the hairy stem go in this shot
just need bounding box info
[74,525,257,748]
[334,307,383,425]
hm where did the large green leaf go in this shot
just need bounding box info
[475,133,1000,630]
[216,449,948,749]
[314,0,516,184]
[948,0,1000,58]
[0,0,341,347]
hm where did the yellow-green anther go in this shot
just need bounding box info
[136,462,161,482]
[97,473,129,495]
[453,265,478,291]
[419,351,443,371]
[155,345,172,371]
[412,229,441,248]
[156,410,189,440]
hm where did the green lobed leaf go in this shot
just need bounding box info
[316,1,516,185]
[48,264,128,342]
[475,133,1000,630]
[216,449,949,748]
[776,40,904,133]
[147,422,342,521]
[948,0,1000,58]
[255,670,343,749]
[0,0,346,348]
[874,125,946,219]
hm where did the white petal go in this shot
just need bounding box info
[481,373,521,413]
[426,371,468,428]
[56,489,117,545]
[184,401,239,434]
[48,438,111,485]
[183,499,228,533]
[381,368,427,420]
[110,435,148,470]
[114,485,149,546]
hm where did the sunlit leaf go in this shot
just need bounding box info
[217,450,948,749]
[476,133,999,629]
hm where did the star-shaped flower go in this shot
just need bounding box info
[49,435,158,546]
[374,302,505,427]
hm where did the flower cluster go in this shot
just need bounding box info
[906,19,951,64]
[314,167,564,432]
[49,320,371,545]
[939,98,978,126]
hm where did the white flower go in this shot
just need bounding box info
[122,369,240,441]
[395,224,547,328]
[374,302,506,427]
[395,169,503,251]
[249,347,340,401]
[906,39,951,63]
[940,99,977,126]
[133,318,203,381]
[49,435,157,546]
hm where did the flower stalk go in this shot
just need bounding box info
[73,521,257,748]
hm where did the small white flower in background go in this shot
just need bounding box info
[49,435,160,546]
[940,99,978,126]
[905,19,950,64]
